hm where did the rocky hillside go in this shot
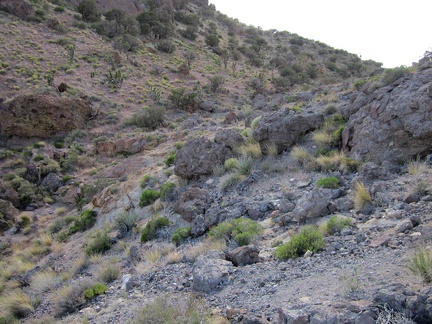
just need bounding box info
[0,0,432,323]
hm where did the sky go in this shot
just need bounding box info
[208,0,431,68]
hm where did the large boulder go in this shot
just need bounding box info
[0,199,19,232]
[0,95,91,138]
[253,109,324,153]
[343,66,432,163]
[283,188,334,224]
[174,138,230,179]
[192,251,233,293]
[214,128,245,150]
[174,187,209,222]
[0,0,34,20]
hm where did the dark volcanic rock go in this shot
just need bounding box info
[253,109,324,153]
[174,187,209,222]
[0,95,91,137]
[214,128,245,150]
[226,245,260,266]
[174,138,230,179]
[343,66,432,163]
[0,199,19,232]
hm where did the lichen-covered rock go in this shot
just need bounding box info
[0,95,91,137]
[174,138,230,179]
[253,109,324,153]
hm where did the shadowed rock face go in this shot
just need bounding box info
[253,109,324,153]
[0,0,34,20]
[343,64,432,163]
[0,94,91,138]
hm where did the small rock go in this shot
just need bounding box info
[369,234,390,248]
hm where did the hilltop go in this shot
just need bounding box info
[0,0,432,323]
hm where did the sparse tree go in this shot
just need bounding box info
[208,75,225,93]
[221,49,230,69]
[77,0,100,22]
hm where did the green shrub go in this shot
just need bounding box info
[205,34,220,47]
[237,157,253,176]
[168,88,199,111]
[77,0,100,22]
[171,227,191,246]
[157,39,176,53]
[69,210,97,234]
[84,230,112,256]
[275,226,325,259]
[97,263,120,283]
[164,152,176,167]
[325,215,352,235]
[139,189,160,207]
[316,177,340,189]
[140,174,154,188]
[140,216,170,243]
[354,79,367,90]
[409,249,432,283]
[114,212,139,237]
[208,75,225,93]
[84,283,107,299]
[125,106,165,130]
[224,158,239,171]
[159,182,176,202]
[209,218,262,246]
[332,114,345,124]
[250,116,262,130]
[49,218,66,235]
[382,66,412,84]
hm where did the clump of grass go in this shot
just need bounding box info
[68,210,97,234]
[264,142,278,158]
[52,281,90,317]
[353,181,372,210]
[164,152,176,167]
[209,218,263,246]
[55,207,67,216]
[220,172,244,190]
[316,151,345,171]
[275,225,325,259]
[312,130,333,147]
[408,248,432,283]
[185,239,226,262]
[140,174,155,188]
[29,271,61,296]
[132,295,210,324]
[97,262,121,283]
[237,157,253,176]
[290,146,315,168]
[0,289,34,318]
[250,116,262,130]
[114,211,139,237]
[407,158,429,175]
[324,215,352,235]
[236,142,262,159]
[140,216,170,243]
[159,182,176,202]
[316,177,340,189]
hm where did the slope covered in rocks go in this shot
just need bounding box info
[0,0,432,323]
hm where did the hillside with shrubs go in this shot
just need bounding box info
[1,0,432,323]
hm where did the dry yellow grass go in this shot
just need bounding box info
[185,239,226,262]
[312,130,333,146]
[166,251,183,264]
[0,288,34,318]
[236,142,262,159]
[407,159,430,175]
[354,181,372,210]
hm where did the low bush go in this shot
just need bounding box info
[84,231,112,256]
[139,189,160,207]
[324,215,352,235]
[125,106,165,130]
[316,177,340,189]
[209,218,263,246]
[52,281,90,317]
[408,249,432,283]
[84,283,107,299]
[140,216,170,243]
[159,182,176,202]
[275,226,325,259]
[382,66,412,84]
[224,158,239,171]
[164,152,176,167]
[157,39,176,53]
[68,210,97,234]
[171,227,191,246]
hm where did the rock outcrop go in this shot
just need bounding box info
[174,137,230,179]
[343,65,432,163]
[0,0,34,20]
[253,109,324,153]
[0,95,91,138]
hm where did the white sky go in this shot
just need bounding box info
[209,0,431,68]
